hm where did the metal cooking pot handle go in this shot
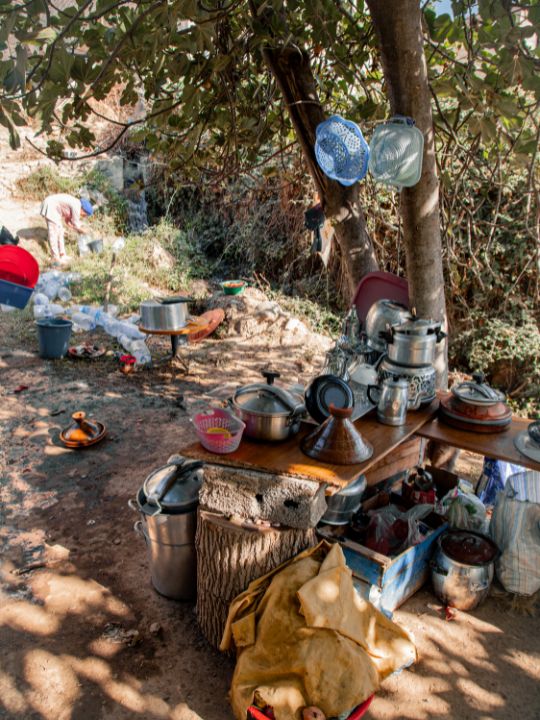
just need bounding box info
[430,561,448,576]
[367,384,380,405]
[408,388,422,410]
[128,498,139,512]
[133,520,144,535]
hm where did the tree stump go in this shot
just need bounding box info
[196,510,317,648]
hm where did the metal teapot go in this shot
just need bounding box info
[368,377,411,426]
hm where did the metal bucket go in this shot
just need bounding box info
[134,519,197,600]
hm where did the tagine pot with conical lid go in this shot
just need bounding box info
[301,404,373,465]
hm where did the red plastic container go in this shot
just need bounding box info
[192,408,245,454]
[352,271,409,323]
[0,246,39,287]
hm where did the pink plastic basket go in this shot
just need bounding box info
[192,408,245,454]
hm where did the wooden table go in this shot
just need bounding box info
[182,401,439,492]
[416,416,540,473]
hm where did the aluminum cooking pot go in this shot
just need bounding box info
[382,318,445,367]
[364,299,412,352]
[231,370,305,441]
[321,474,367,525]
[430,530,499,611]
[140,296,191,331]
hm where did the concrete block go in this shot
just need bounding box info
[199,465,326,530]
[199,464,327,530]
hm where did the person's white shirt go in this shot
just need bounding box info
[40,194,83,231]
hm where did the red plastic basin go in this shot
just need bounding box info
[0,246,40,288]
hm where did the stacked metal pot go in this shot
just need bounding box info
[364,302,445,409]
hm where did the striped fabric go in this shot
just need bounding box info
[490,470,540,596]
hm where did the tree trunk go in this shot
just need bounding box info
[261,45,378,302]
[196,510,317,648]
[366,0,448,386]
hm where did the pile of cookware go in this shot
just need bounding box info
[514,419,540,463]
[439,372,512,433]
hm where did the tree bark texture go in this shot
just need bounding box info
[195,510,317,648]
[261,45,378,302]
[366,0,448,386]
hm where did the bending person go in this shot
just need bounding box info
[40,194,93,264]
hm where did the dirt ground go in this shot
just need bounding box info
[1,180,539,720]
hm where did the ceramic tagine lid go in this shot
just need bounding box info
[301,404,373,465]
[60,411,106,448]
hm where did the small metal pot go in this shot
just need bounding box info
[321,474,367,525]
[231,370,305,441]
[431,530,499,611]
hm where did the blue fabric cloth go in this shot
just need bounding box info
[80,198,93,216]
[478,458,524,506]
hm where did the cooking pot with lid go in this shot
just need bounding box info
[231,370,306,441]
[382,318,446,367]
[431,530,500,611]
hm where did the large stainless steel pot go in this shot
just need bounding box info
[321,474,367,525]
[140,296,191,331]
[383,318,445,367]
[231,370,305,441]
[364,299,412,352]
[431,530,499,611]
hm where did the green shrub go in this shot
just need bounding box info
[15,166,80,199]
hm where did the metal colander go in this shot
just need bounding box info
[315,115,370,186]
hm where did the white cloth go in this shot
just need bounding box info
[40,194,82,231]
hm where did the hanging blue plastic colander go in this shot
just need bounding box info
[315,115,370,186]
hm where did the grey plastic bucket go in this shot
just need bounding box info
[88,238,104,254]
[36,318,73,359]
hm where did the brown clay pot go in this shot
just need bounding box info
[60,411,106,448]
[300,404,373,465]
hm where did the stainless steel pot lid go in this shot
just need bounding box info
[451,371,505,406]
[142,459,203,514]
[394,318,441,336]
[234,370,304,416]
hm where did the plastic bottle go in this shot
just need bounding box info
[65,272,82,284]
[34,305,51,319]
[43,281,60,300]
[115,321,145,340]
[71,312,95,331]
[58,287,72,302]
[106,304,119,317]
[33,292,49,306]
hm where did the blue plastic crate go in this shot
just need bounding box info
[0,278,34,309]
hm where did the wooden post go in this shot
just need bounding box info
[196,510,317,648]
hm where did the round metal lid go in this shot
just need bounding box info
[394,318,441,335]
[451,372,505,406]
[441,531,498,566]
[142,461,203,513]
[234,371,302,416]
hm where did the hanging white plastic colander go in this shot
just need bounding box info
[369,116,424,188]
[315,115,370,186]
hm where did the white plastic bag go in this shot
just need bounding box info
[437,483,487,533]
[490,470,540,596]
